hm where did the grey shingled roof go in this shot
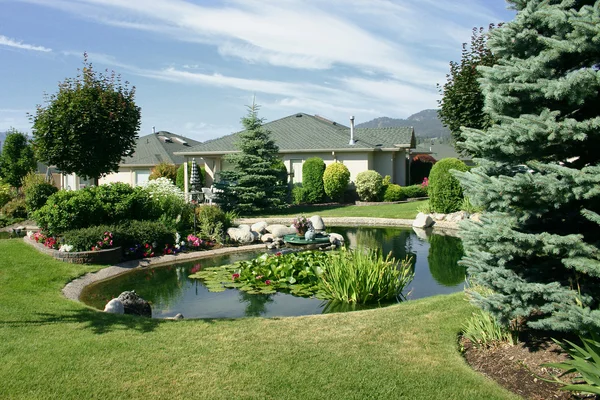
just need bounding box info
[122,131,201,166]
[178,113,415,155]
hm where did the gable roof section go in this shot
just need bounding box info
[122,131,201,166]
[177,113,415,156]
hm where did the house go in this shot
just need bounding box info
[59,130,201,190]
[175,113,416,196]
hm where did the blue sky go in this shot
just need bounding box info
[0,0,515,142]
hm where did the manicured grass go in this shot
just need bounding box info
[254,200,426,219]
[0,239,518,400]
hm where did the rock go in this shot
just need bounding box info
[266,224,296,238]
[412,212,434,228]
[251,221,268,234]
[227,227,255,244]
[329,233,345,245]
[470,213,481,223]
[117,291,152,317]
[103,298,124,314]
[166,313,184,320]
[261,233,274,243]
[238,224,251,232]
[310,215,325,231]
[446,211,470,222]
[432,213,446,221]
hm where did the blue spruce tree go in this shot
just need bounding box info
[456,0,600,334]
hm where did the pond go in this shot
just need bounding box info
[81,226,466,319]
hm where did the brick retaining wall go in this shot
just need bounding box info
[23,237,122,265]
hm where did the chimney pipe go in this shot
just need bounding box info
[152,126,156,134]
[349,116,356,145]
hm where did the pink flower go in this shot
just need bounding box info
[232,273,240,280]
[275,252,282,256]
[265,280,271,285]
[256,275,263,280]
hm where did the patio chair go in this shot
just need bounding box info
[202,187,217,205]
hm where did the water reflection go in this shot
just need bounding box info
[427,234,466,287]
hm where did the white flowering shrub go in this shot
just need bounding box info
[141,177,190,230]
[141,177,185,200]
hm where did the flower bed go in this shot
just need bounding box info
[23,236,122,265]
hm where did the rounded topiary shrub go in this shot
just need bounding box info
[292,184,308,205]
[323,162,350,203]
[428,158,469,213]
[355,170,383,202]
[383,184,405,202]
[302,157,326,203]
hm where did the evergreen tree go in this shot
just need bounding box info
[0,128,36,189]
[438,25,498,155]
[215,103,286,214]
[31,54,140,183]
[455,1,600,334]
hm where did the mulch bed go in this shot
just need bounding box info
[462,336,598,400]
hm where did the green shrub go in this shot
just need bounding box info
[320,247,414,304]
[428,158,469,213]
[427,234,465,286]
[1,197,27,219]
[117,220,175,251]
[292,184,308,205]
[302,157,326,203]
[21,173,59,214]
[323,162,350,202]
[462,310,518,348]
[61,225,117,252]
[149,162,178,183]
[141,177,190,230]
[0,178,13,208]
[272,159,289,204]
[400,184,428,199]
[176,162,205,191]
[355,170,383,202]
[34,183,154,235]
[192,205,235,243]
[383,184,405,202]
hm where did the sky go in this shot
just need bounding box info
[0,0,515,142]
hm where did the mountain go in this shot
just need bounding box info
[356,109,450,139]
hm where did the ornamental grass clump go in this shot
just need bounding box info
[319,247,414,304]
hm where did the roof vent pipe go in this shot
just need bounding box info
[152,126,156,134]
[349,116,356,145]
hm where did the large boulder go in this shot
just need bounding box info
[238,224,252,232]
[117,291,152,317]
[329,233,345,245]
[227,227,255,244]
[266,224,296,238]
[103,298,124,314]
[251,221,268,234]
[310,215,325,232]
[261,233,274,243]
[412,212,434,229]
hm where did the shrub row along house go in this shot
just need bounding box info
[174,113,416,198]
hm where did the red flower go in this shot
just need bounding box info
[232,273,240,280]
[265,280,271,285]
[275,252,282,256]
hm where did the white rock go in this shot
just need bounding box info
[261,233,274,243]
[227,227,255,244]
[328,233,345,245]
[104,298,124,314]
[412,227,430,241]
[310,215,325,231]
[267,224,296,238]
[412,212,434,228]
[251,221,268,234]
[238,224,251,232]
[469,213,481,223]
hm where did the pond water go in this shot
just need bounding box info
[81,226,466,319]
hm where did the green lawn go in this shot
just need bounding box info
[0,239,518,400]
[253,200,426,219]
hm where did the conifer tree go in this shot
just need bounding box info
[215,103,286,214]
[455,1,600,334]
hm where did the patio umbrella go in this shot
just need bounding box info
[189,158,202,202]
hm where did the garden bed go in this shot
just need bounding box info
[354,197,428,206]
[23,237,123,265]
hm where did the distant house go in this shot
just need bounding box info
[175,113,416,196]
[60,130,201,190]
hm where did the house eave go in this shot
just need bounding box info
[176,146,411,157]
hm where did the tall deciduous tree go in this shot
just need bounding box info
[215,103,286,214]
[0,128,36,189]
[31,54,141,183]
[438,25,498,155]
[455,1,600,335]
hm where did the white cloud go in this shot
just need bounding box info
[0,35,51,52]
